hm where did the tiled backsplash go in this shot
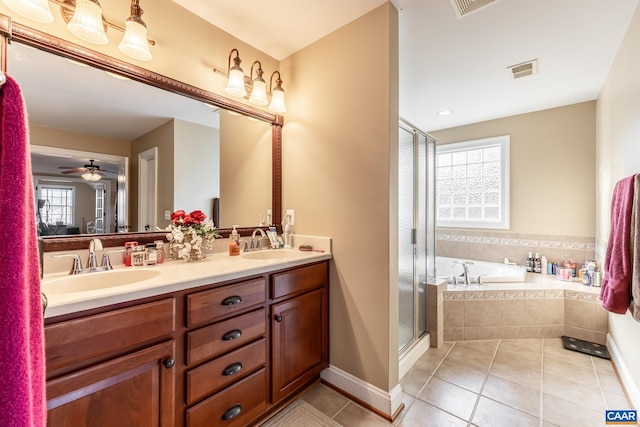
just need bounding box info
[437,228,596,267]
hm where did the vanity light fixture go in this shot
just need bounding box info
[81,171,102,181]
[215,49,287,113]
[117,0,152,61]
[248,61,268,106]
[66,0,108,44]
[2,0,53,23]
[224,49,247,97]
[268,71,286,113]
[3,0,154,60]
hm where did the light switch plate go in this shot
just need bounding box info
[164,210,171,220]
[286,209,294,226]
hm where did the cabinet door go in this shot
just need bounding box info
[46,340,176,427]
[272,288,328,403]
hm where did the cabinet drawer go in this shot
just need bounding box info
[187,308,266,366]
[187,277,266,327]
[186,368,267,427]
[272,262,328,300]
[45,298,175,371]
[186,338,266,405]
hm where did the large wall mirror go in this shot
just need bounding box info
[0,18,282,251]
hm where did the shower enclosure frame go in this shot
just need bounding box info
[398,118,436,356]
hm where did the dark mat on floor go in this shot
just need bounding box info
[562,336,610,359]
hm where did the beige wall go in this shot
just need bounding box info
[596,3,640,397]
[431,101,596,237]
[131,120,174,230]
[219,110,272,228]
[281,3,399,391]
[29,124,130,157]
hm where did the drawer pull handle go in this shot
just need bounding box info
[163,358,175,369]
[222,329,242,341]
[274,314,282,322]
[221,404,242,421]
[222,362,243,376]
[221,295,242,306]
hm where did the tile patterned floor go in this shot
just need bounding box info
[298,338,632,427]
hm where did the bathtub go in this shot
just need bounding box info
[436,256,527,283]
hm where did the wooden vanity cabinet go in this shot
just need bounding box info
[271,262,329,403]
[44,298,177,427]
[43,259,330,427]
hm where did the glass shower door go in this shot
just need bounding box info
[399,124,415,351]
[399,120,435,353]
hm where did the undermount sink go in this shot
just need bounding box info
[42,269,162,295]
[240,249,302,260]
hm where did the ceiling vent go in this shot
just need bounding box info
[450,0,500,18]
[507,59,538,79]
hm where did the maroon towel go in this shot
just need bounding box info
[0,75,46,426]
[601,174,636,314]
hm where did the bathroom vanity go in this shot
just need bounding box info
[42,252,330,426]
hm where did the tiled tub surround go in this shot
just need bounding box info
[443,274,608,344]
[437,229,596,266]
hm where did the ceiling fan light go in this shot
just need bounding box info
[119,19,152,61]
[67,0,109,45]
[2,0,53,23]
[82,171,101,181]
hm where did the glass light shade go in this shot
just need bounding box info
[225,68,247,97]
[67,0,108,45]
[268,88,286,113]
[82,172,101,181]
[2,0,53,23]
[119,20,152,61]
[249,79,268,106]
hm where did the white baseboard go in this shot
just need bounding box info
[399,333,431,379]
[607,333,640,409]
[321,365,403,418]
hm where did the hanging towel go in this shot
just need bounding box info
[600,174,636,314]
[630,175,640,321]
[0,75,46,426]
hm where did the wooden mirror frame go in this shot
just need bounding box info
[0,15,283,251]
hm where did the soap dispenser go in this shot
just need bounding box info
[229,225,240,256]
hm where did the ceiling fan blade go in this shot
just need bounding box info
[60,168,87,174]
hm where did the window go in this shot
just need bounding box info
[436,135,510,229]
[40,186,75,225]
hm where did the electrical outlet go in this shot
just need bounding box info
[164,210,171,220]
[286,209,295,226]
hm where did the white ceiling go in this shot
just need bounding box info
[174,0,639,132]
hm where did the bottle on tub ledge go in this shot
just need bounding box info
[526,252,534,272]
[533,253,542,273]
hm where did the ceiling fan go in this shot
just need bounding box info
[58,160,117,181]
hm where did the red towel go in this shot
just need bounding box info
[0,75,46,426]
[600,174,636,314]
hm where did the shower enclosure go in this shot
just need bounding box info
[398,119,436,354]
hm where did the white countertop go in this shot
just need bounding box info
[42,249,332,319]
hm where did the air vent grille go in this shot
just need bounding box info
[507,59,539,79]
[450,0,499,18]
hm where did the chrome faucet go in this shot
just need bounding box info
[249,228,268,251]
[87,238,103,269]
[52,238,123,275]
[453,260,473,285]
